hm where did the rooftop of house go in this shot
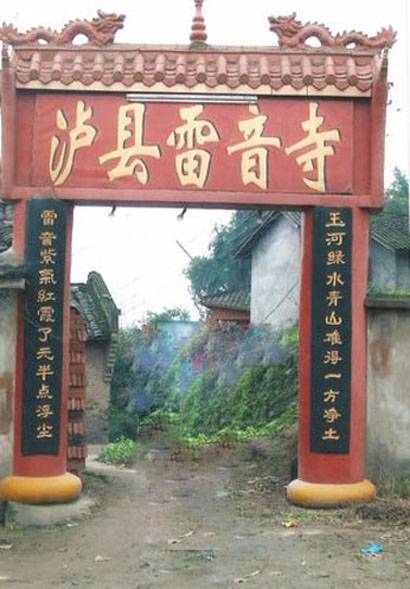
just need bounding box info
[0,200,13,253]
[201,290,251,312]
[236,209,410,257]
[0,200,25,287]
[71,272,119,341]
[370,211,410,251]
[235,211,301,257]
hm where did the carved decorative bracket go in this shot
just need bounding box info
[269,13,396,51]
[0,10,125,47]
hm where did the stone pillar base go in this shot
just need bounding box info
[0,473,82,505]
[287,478,376,508]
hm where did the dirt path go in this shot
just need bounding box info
[1,436,410,588]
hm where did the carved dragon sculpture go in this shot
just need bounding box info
[0,10,125,47]
[269,13,396,51]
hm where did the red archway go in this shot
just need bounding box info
[0,5,394,506]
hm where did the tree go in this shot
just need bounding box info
[145,306,190,328]
[184,210,259,298]
[384,167,409,214]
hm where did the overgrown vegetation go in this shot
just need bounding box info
[99,436,139,465]
[110,318,299,448]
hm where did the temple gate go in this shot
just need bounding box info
[0,3,395,506]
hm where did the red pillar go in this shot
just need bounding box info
[0,200,81,504]
[287,207,375,507]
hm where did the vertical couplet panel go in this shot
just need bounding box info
[298,206,368,485]
[12,198,74,479]
[21,199,67,455]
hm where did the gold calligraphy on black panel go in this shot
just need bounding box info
[310,207,352,454]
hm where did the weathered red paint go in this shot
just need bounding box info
[0,51,16,197]
[370,65,388,208]
[11,94,364,205]
[298,208,369,484]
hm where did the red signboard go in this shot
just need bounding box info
[13,92,371,208]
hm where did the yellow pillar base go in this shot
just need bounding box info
[0,473,82,505]
[287,478,376,508]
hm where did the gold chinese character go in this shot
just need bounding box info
[38,268,57,286]
[37,289,56,303]
[326,272,345,287]
[323,389,340,403]
[227,105,281,190]
[326,290,343,307]
[99,104,160,183]
[36,347,55,361]
[324,373,342,380]
[40,248,57,265]
[38,327,53,343]
[327,250,346,265]
[37,306,55,323]
[323,329,342,346]
[40,210,58,226]
[36,383,53,400]
[167,105,220,188]
[326,232,346,247]
[324,350,343,365]
[39,231,57,247]
[36,423,53,439]
[50,100,97,186]
[285,102,341,192]
[36,364,54,382]
[322,427,340,441]
[36,404,54,419]
[324,407,341,423]
[326,212,346,228]
[325,311,343,326]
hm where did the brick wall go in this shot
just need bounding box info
[85,341,110,443]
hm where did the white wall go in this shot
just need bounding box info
[368,241,396,290]
[0,291,16,478]
[250,216,301,331]
[367,300,410,476]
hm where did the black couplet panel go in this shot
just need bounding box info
[310,207,352,454]
[21,199,67,455]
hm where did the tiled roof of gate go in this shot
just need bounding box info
[12,46,378,94]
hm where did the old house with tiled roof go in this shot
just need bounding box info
[235,210,410,331]
[200,290,250,327]
[71,272,119,444]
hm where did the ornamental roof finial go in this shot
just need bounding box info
[190,0,208,48]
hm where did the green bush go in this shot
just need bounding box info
[108,407,139,442]
[174,324,299,440]
[99,436,139,465]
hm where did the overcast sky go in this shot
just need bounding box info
[2,0,409,325]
